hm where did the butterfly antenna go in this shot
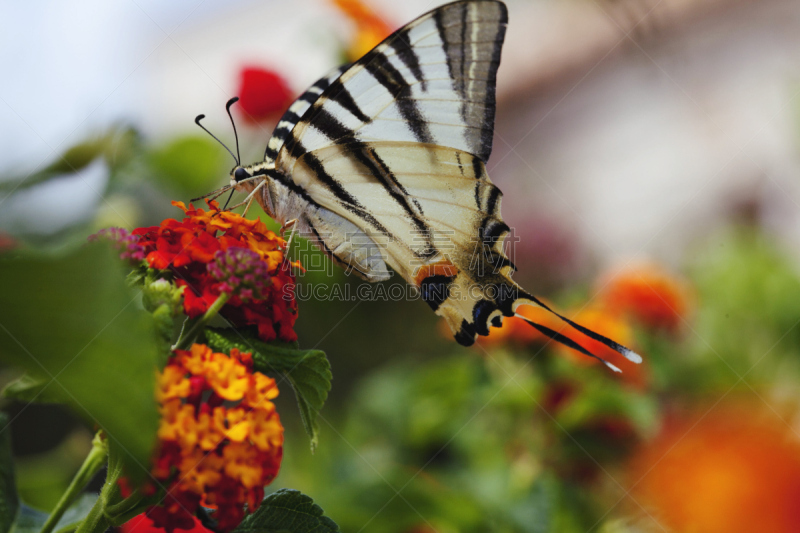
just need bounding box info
[195,114,239,165]
[225,97,241,165]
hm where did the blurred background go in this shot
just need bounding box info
[3,0,800,531]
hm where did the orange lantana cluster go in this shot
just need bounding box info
[149,344,283,533]
[598,261,692,334]
[627,404,800,533]
[133,200,299,343]
[330,0,393,61]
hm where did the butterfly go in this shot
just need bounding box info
[194,0,641,371]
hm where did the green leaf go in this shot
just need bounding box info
[205,328,331,452]
[234,489,339,533]
[0,244,160,481]
[0,413,18,533]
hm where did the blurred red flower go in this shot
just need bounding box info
[0,232,17,252]
[598,261,692,334]
[330,0,393,61]
[627,404,800,533]
[236,67,293,124]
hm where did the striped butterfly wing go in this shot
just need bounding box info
[267,0,513,340]
[262,0,642,365]
[290,141,513,343]
[278,0,506,167]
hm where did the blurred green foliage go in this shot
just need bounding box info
[0,244,159,484]
[147,136,230,197]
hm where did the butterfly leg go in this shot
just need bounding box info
[225,180,266,213]
[281,219,298,250]
[242,193,257,217]
[191,184,233,203]
[278,219,299,270]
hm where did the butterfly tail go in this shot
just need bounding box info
[511,288,642,364]
[514,314,622,373]
[436,274,642,368]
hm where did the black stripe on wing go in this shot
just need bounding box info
[300,148,396,241]
[432,1,507,162]
[297,107,438,259]
[264,64,350,161]
[361,52,434,145]
[387,26,427,91]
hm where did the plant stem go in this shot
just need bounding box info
[74,432,143,533]
[40,434,108,533]
[72,495,110,533]
[173,292,230,350]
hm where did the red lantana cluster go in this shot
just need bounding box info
[133,201,299,343]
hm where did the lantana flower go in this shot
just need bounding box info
[146,344,283,533]
[132,200,299,343]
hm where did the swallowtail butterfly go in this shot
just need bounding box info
[197,0,642,371]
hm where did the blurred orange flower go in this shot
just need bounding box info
[598,261,692,334]
[627,404,800,533]
[330,0,393,61]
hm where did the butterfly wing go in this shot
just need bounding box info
[263,0,508,280]
[276,0,507,169]
[289,141,515,342]
[260,0,642,364]
[269,0,513,342]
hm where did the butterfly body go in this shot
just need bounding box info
[224,0,642,368]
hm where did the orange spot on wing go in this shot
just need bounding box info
[414,260,458,287]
